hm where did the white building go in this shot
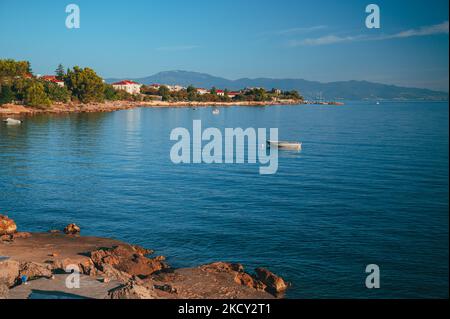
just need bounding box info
[196,88,208,95]
[167,85,186,92]
[228,91,240,98]
[112,80,143,94]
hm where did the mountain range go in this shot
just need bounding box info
[106,70,448,101]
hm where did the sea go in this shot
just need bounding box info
[0,101,448,298]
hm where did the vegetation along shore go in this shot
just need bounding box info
[0,59,305,117]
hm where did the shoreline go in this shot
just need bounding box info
[0,99,303,117]
[1,216,289,299]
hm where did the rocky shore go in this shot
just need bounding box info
[0,215,289,299]
[0,99,302,116]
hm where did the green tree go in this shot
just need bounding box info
[0,59,31,83]
[187,85,196,93]
[55,64,65,80]
[11,78,30,101]
[64,66,105,103]
[210,87,217,95]
[25,82,51,108]
[158,85,170,101]
[44,81,71,102]
[0,85,15,105]
[104,84,118,100]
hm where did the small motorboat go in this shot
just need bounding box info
[2,118,22,125]
[267,140,302,151]
[212,109,220,115]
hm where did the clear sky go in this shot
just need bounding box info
[0,0,448,91]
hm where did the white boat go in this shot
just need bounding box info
[267,140,302,151]
[212,109,220,115]
[2,118,22,125]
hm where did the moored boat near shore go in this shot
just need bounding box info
[267,140,302,151]
[2,118,22,125]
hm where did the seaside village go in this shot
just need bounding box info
[34,74,294,102]
[0,59,303,108]
[109,80,285,100]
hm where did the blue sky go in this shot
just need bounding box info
[0,0,448,91]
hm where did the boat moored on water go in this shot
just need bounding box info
[2,118,22,125]
[267,140,302,151]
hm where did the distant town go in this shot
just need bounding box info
[0,59,304,109]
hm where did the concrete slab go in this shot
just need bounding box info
[8,274,122,299]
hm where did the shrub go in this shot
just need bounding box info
[25,82,51,108]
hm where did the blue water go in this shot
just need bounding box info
[0,102,448,298]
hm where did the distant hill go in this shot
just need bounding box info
[106,70,449,101]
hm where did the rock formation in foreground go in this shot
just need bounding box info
[0,216,289,299]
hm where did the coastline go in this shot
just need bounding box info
[0,99,303,117]
[1,217,289,299]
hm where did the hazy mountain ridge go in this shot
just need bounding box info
[106,70,449,101]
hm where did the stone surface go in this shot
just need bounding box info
[1,232,286,299]
[0,215,17,236]
[8,274,122,299]
[0,283,9,299]
[200,262,244,273]
[12,232,32,239]
[107,280,158,299]
[0,260,20,287]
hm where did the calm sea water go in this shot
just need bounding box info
[0,102,448,298]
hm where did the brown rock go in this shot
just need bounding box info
[200,262,244,273]
[0,260,20,287]
[52,258,97,276]
[63,223,80,235]
[234,272,266,291]
[254,268,289,293]
[200,262,267,291]
[107,281,157,299]
[1,234,12,242]
[48,229,61,234]
[100,264,132,283]
[0,215,17,236]
[90,245,167,278]
[19,262,52,280]
[154,284,177,294]
[131,245,154,256]
[12,232,32,239]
